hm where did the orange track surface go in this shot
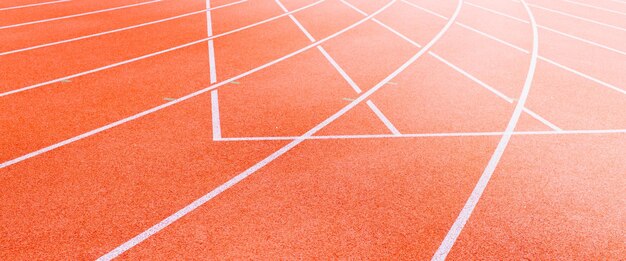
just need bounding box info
[1,0,624,259]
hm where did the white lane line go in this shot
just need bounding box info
[456,22,530,54]
[522,107,562,131]
[0,0,247,56]
[0,0,322,98]
[217,128,626,141]
[206,0,221,140]
[528,2,626,32]
[466,1,626,56]
[341,0,561,131]
[433,0,538,258]
[559,0,626,16]
[275,0,401,135]
[365,100,402,135]
[211,90,222,140]
[0,0,162,30]
[0,0,69,11]
[96,2,408,258]
[405,1,626,96]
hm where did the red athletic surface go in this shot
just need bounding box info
[1,0,624,259]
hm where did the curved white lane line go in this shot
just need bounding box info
[0,0,162,30]
[0,0,323,98]
[95,2,409,258]
[0,0,69,11]
[0,0,246,56]
[432,0,539,259]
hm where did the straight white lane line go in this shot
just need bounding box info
[341,0,561,131]
[522,107,562,131]
[528,2,626,32]
[211,90,222,140]
[275,0,402,135]
[366,100,402,135]
[559,0,626,16]
[0,0,247,56]
[456,22,530,54]
[0,0,162,30]
[404,1,626,96]
[217,129,626,141]
[0,0,69,11]
[0,0,322,98]
[206,0,221,140]
[96,2,406,258]
[433,0,539,258]
[466,1,626,56]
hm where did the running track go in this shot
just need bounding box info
[1,0,624,259]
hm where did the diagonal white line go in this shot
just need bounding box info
[433,0,539,258]
[211,90,222,140]
[0,0,162,30]
[206,0,221,141]
[0,0,69,11]
[0,0,322,98]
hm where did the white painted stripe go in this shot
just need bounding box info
[560,0,626,16]
[528,2,626,32]
[538,24,626,56]
[433,0,539,258]
[404,1,626,96]
[317,46,362,93]
[539,56,626,95]
[96,2,405,259]
[0,0,247,56]
[456,22,530,54]
[522,107,562,131]
[366,100,402,135]
[211,90,222,140]
[0,0,162,30]
[466,1,529,23]
[0,0,322,98]
[217,129,626,141]
[466,1,626,56]
[0,0,69,11]
[428,52,514,103]
[274,0,316,42]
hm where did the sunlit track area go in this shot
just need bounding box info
[1,0,625,259]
